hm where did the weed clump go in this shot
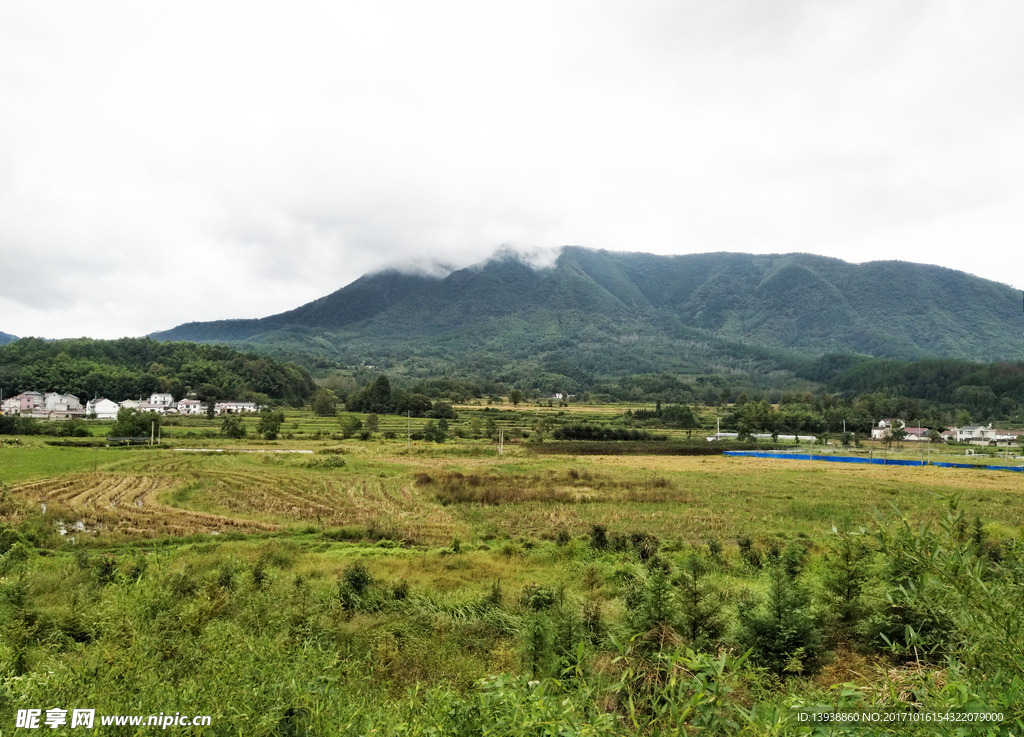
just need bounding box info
[707,538,723,566]
[500,542,524,559]
[391,578,410,600]
[95,556,118,586]
[737,536,762,569]
[485,580,503,608]
[303,455,346,469]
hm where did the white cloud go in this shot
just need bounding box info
[1,0,1022,339]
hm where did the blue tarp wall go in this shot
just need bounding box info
[724,451,1024,473]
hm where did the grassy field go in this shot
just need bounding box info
[3,428,1023,546]
[3,410,1024,734]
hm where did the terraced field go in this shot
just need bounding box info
[4,448,466,543]
[10,473,277,538]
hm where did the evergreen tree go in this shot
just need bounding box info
[675,552,726,651]
[821,527,872,642]
[738,562,823,677]
[633,565,681,652]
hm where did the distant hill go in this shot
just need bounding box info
[151,249,1024,386]
[0,332,17,346]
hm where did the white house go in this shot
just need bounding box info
[176,398,207,415]
[995,430,1022,445]
[44,392,82,412]
[119,399,141,410]
[955,425,998,444]
[86,398,120,420]
[148,393,175,407]
[952,424,1021,446]
[871,419,904,440]
[215,401,258,415]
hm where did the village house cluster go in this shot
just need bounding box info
[0,392,259,420]
[870,418,1022,446]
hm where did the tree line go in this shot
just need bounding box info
[0,338,317,406]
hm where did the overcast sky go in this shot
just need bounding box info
[2,1,1022,340]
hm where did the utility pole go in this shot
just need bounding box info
[407,411,411,452]
[150,420,155,446]
[498,429,504,456]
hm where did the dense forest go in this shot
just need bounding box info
[2,336,1023,430]
[324,353,1024,430]
[0,338,316,406]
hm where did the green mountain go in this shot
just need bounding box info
[0,332,17,346]
[151,249,1024,385]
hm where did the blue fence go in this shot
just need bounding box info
[724,451,1024,473]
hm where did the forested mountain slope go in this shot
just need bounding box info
[151,249,1024,380]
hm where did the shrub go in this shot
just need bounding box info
[165,570,200,598]
[866,514,959,660]
[126,556,148,583]
[339,416,362,439]
[0,541,32,574]
[630,531,660,562]
[341,561,373,595]
[220,415,246,439]
[519,583,558,612]
[215,564,234,590]
[0,525,28,556]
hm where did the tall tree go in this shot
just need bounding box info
[311,388,338,417]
